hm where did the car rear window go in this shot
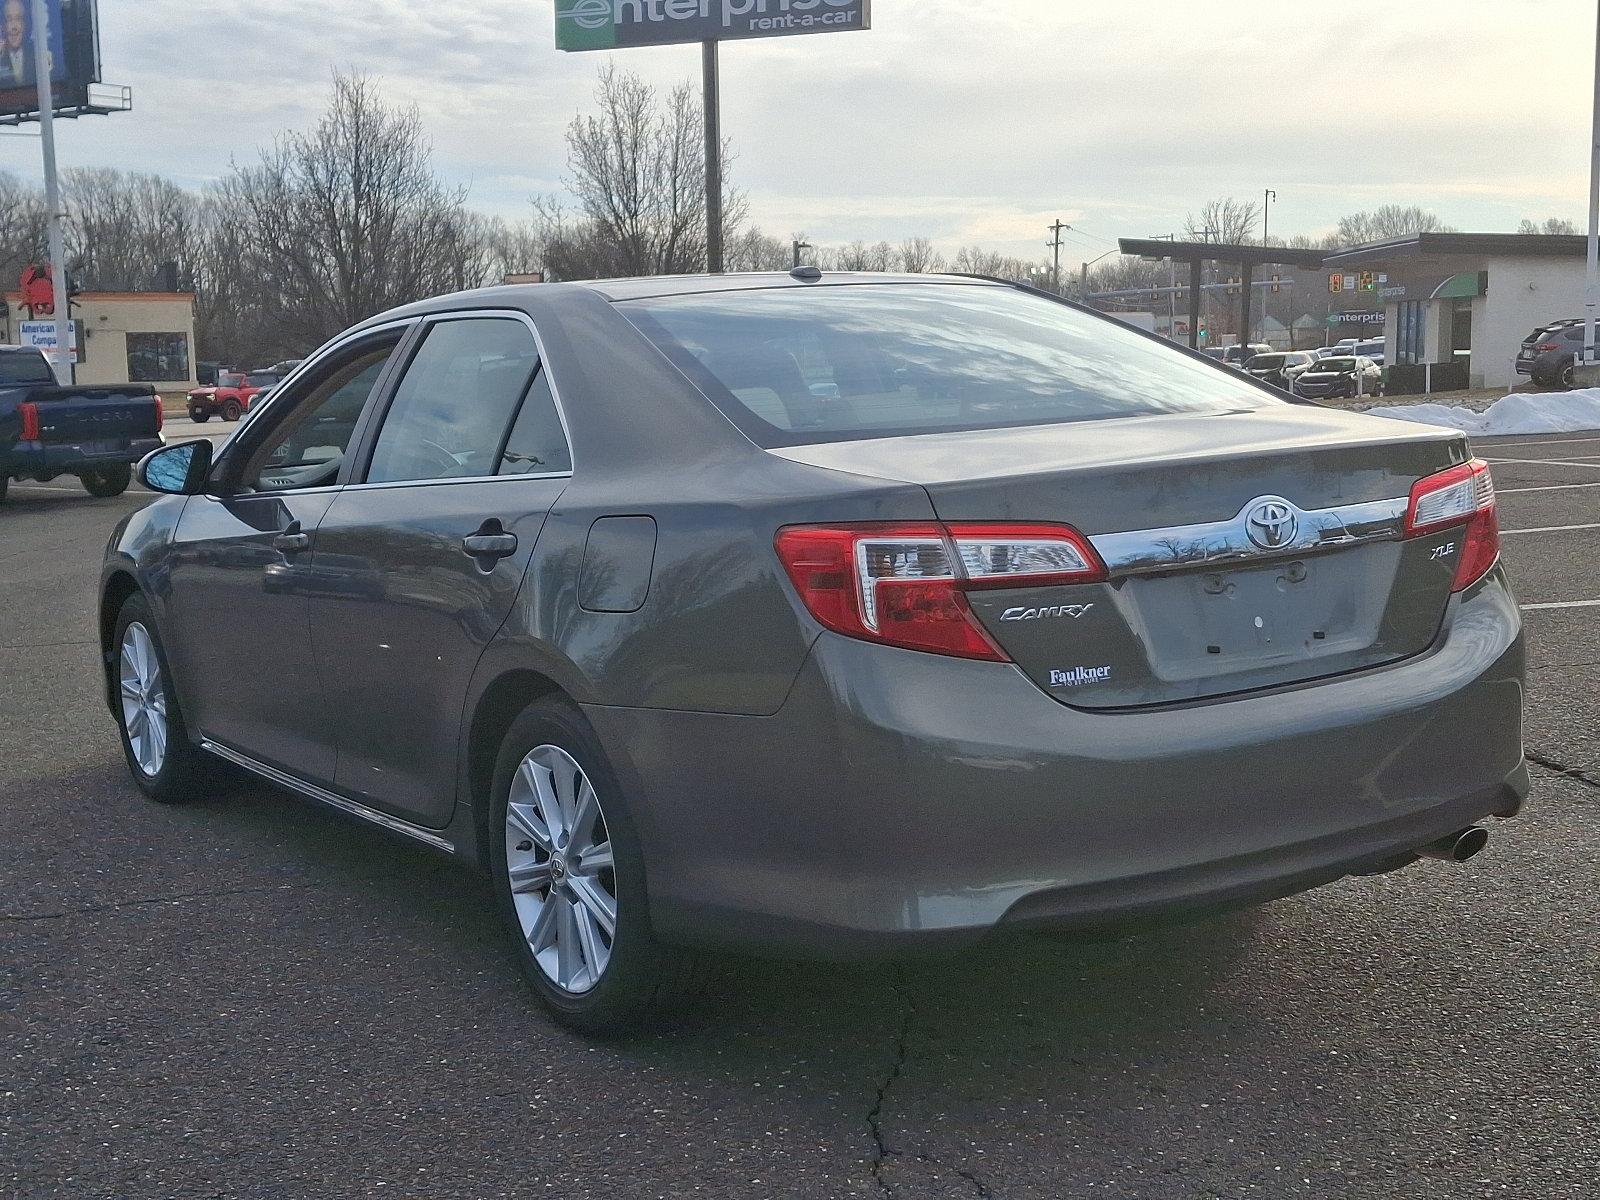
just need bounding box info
[1318,358,1357,371]
[0,350,53,385]
[619,284,1278,447]
[1247,355,1286,369]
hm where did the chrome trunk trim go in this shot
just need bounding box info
[199,739,456,854]
[1088,495,1409,577]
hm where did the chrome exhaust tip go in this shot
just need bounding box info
[1417,825,1489,863]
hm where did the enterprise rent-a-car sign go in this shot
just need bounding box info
[556,0,871,50]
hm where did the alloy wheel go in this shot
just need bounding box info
[505,744,618,994]
[119,622,168,776]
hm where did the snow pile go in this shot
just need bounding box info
[1364,389,1600,435]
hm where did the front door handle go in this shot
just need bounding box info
[462,521,517,563]
[273,522,311,555]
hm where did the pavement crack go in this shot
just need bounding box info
[867,967,915,1197]
[1526,750,1600,793]
[1,883,303,924]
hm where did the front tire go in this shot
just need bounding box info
[191,411,211,423]
[81,464,132,497]
[113,594,210,804]
[489,697,700,1034]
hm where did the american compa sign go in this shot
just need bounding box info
[556,0,871,50]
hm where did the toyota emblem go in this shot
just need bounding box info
[1245,499,1298,549]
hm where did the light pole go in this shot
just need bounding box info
[791,239,812,269]
[1584,4,1600,380]
[1079,250,1117,303]
[1262,188,1277,246]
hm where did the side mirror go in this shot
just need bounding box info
[137,438,213,496]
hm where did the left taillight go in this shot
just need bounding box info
[774,521,1106,661]
[1404,458,1499,592]
[153,395,164,431]
[17,401,40,441]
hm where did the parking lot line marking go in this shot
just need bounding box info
[1482,457,1600,470]
[1520,599,1600,610]
[1497,481,1600,494]
[1501,522,1600,535]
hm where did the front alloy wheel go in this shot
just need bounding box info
[505,745,618,994]
[119,622,168,776]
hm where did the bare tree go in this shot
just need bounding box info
[62,168,199,292]
[1518,216,1580,235]
[898,236,941,273]
[1335,205,1453,245]
[0,170,45,286]
[724,226,789,271]
[1184,196,1262,245]
[554,65,745,279]
[222,72,476,353]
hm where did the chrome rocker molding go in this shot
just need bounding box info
[1089,495,1410,577]
[199,738,456,854]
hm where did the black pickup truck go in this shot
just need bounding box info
[0,345,165,505]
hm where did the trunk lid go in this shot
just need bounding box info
[773,408,1470,708]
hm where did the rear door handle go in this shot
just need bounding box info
[462,530,517,560]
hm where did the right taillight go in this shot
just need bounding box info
[17,401,40,441]
[1404,459,1499,592]
[774,521,1106,661]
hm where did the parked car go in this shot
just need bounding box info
[1291,355,1384,399]
[106,273,1525,1033]
[186,370,281,423]
[1516,319,1592,388]
[1243,350,1316,390]
[1217,342,1273,367]
[1354,339,1386,367]
[1,344,163,504]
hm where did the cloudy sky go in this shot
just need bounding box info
[6,0,1594,261]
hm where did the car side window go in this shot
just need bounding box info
[366,318,540,485]
[497,369,571,475]
[241,342,399,493]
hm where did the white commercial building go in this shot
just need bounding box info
[1323,233,1586,391]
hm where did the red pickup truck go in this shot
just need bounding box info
[186,369,281,422]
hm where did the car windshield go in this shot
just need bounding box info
[1318,358,1357,371]
[217,371,244,387]
[1246,355,1286,369]
[0,350,54,385]
[620,284,1279,447]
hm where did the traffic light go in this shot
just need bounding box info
[1358,270,1375,292]
[1329,274,1343,294]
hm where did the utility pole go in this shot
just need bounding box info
[702,41,723,274]
[30,0,69,384]
[1584,2,1600,379]
[1262,188,1276,247]
[1047,220,1069,294]
[1152,233,1177,339]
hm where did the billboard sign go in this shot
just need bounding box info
[556,0,871,51]
[19,318,79,363]
[1,0,101,120]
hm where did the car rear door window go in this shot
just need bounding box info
[497,370,571,475]
[366,318,540,484]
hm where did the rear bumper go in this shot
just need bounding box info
[4,437,162,478]
[585,568,1526,958]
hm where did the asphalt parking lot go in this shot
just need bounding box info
[2,431,1597,1199]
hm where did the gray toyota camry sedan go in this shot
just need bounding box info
[102,272,1526,1032]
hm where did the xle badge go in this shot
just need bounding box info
[1050,666,1112,688]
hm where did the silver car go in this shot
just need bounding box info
[104,274,1526,1032]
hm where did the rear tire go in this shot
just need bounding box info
[112,594,212,804]
[221,400,242,421]
[1561,362,1576,390]
[81,464,132,497]
[489,697,703,1035]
